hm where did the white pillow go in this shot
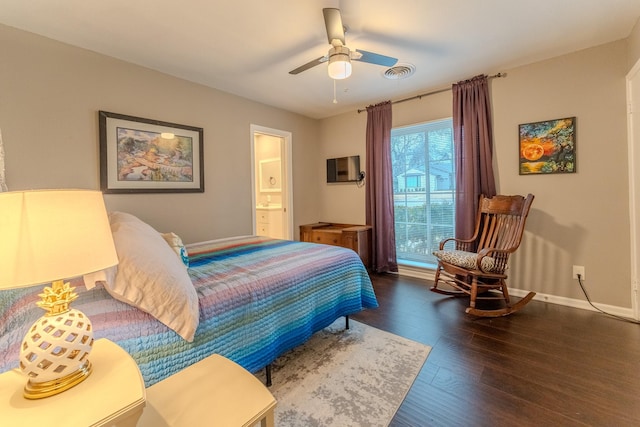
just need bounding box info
[106,212,199,342]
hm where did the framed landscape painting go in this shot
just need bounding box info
[99,111,204,193]
[519,117,576,175]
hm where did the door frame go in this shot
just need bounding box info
[626,58,640,319]
[250,124,294,239]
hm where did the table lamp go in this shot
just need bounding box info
[0,189,118,399]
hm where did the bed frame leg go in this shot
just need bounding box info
[265,364,272,387]
[345,315,349,330]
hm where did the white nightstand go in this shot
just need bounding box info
[0,338,146,427]
[138,353,276,427]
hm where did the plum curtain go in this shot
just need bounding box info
[365,101,397,273]
[452,75,496,239]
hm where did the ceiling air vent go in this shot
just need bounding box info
[383,63,416,80]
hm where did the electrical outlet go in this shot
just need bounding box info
[572,265,585,280]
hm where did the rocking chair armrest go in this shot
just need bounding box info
[478,248,517,258]
[439,236,477,250]
[476,247,513,274]
[477,247,516,258]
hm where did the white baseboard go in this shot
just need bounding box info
[509,288,636,318]
[397,265,437,281]
[397,265,636,319]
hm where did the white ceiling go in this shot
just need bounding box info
[1,0,639,119]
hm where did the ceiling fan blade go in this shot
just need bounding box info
[354,49,398,67]
[289,56,327,75]
[323,8,345,46]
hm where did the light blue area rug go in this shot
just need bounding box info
[256,319,431,427]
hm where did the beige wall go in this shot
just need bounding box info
[317,111,368,224]
[494,40,629,307]
[318,39,632,309]
[0,24,320,244]
[628,17,640,70]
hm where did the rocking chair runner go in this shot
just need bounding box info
[431,194,536,317]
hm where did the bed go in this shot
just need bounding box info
[0,212,378,387]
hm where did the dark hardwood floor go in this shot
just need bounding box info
[350,273,640,427]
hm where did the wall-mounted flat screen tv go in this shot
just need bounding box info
[327,155,361,183]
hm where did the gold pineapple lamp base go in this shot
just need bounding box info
[19,280,95,399]
[23,360,93,400]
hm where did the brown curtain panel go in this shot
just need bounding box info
[365,101,398,273]
[452,74,497,239]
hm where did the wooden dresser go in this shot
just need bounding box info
[300,222,372,269]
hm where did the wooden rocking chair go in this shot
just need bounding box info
[431,194,536,317]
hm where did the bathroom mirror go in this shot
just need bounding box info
[259,158,281,192]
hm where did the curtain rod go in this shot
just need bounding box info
[356,72,506,114]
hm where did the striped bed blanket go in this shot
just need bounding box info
[0,236,377,387]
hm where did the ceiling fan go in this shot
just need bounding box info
[289,8,398,80]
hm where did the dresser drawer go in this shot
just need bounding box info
[311,231,342,246]
[300,223,372,269]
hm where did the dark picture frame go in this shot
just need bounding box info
[519,117,576,175]
[99,111,204,193]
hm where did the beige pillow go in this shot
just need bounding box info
[105,212,199,342]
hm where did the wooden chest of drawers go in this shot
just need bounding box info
[300,222,372,269]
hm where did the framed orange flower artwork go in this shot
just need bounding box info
[519,117,576,175]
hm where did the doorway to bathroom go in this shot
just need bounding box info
[250,124,293,240]
[627,59,640,319]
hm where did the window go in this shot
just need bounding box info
[391,118,455,267]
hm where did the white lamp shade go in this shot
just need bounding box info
[0,189,118,289]
[328,46,352,80]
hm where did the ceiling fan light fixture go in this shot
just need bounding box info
[328,46,352,80]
